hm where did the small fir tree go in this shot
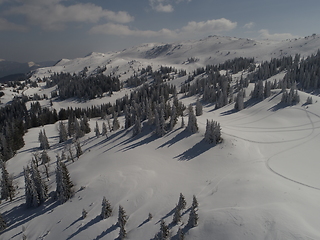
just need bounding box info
[101,196,112,219]
[0,213,6,232]
[187,104,198,133]
[94,121,100,138]
[101,122,108,137]
[59,121,68,143]
[0,160,14,201]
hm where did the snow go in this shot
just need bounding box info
[2,35,320,239]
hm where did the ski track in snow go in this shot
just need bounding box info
[223,104,320,191]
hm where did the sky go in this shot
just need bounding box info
[0,0,319,63]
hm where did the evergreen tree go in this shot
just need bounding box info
[74,140,82,158]
[101,196,112,219]
[177,227,184,240]
[204,120,221,145]
[56,158,74,203]
[82,209,87,219]
[187,203,199,228]
[23,166,39,208]
[30,160,47,204]
[181,116,185,128]
[101,122,108,137]
[0,160,14,201]
[38,130,50,150]
[118,205,127,239]
[187,104,198,133]
[94,121,100,138]
[177,193,186,210]
[169,104,177,131]
[59,121,68,143]
[159,219,169,240]
[235,89,244,111]
[0,213,6,232]
[80,114,91,134]
[41,150,50,165]
[118,205,127,227]
[195,99,203,116]
[132,116,142,137]
[172,205,181,224]
[112,113,120,131]
[74,119,84,139]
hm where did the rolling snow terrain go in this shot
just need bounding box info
[1,35,320,240]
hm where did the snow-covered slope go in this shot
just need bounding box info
[1,87,320,239]
[31,35,320,81]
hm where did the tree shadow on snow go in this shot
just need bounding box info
[66,215,101,240]
[157,129,191,149]
[268,102,288,112]
[93,223,118,240]
[174,139,214,161]
[1,199,59,236]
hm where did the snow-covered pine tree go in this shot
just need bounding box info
[118,205,127,239]
[159,219,169,240]
[177,227,184,240]
[23,166,39,208]
[204,120,221,145]
[169,104,177,131]
[55,158,74,203]
[74,119,84,139]
[177,193,187,210]
[82,209,87,219]
[59,121,68,143]
[187,202,199,228]
[0,212,6,232]
[38,130,50,150]
[101,196,112,219]
[118,205,127,227]
[41,150,50,165]
[101,122,108,137]
[181,116,185,128]
[192,195,198,209]
[195,99,203,116]
[80,114,91,134]
[112,113,120,131]
[74,140,82,158]
[187,104,198,133]
[0,160,14,201]
[132,116,142,137]
[234,89,244,111]
[30,160,47,204]
[172,205,181,224]
[94,121,100,138]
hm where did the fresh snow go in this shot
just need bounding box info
[1,35,320,239]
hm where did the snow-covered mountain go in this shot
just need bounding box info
[32,34,320,81]
[1,35,320,240]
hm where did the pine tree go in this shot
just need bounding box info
[23,166,39,208]
[187,104,198,133]
[169,104,177,131]
[204,120,221,145]
[101,122,108,137]
[118,205,127,227]
[41,150,50,165]
[30,161,47,204]
[113,113,120,131]
[118,205,127,239]
[0,213,6,232]
[177,193,186,210]
[234,89,244,111]
[80,114,91,134]
[38,130,49,150]
[159,219,169,240]
[74,119,84,139]
[59,121,68,143]
[187,204,199,228]
[94,121,100,138]
[181,116,185,128]
[56,158,74,203]
[195,99,203,116]
[132,116,142,137]
[172,205,181,224]
[74,140,82,158]
[101,196,112,219]
[0,160,14,201]
[82,209,87,219]
[177,227,184,240]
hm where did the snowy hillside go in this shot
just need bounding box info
[31,34,320,81]
[1,35,320,240]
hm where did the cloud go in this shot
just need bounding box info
[90,18,237,39]
[258,29,300,41]
[181,18,237,33]
[244,22,255,29]
[0,17,27,32]
[149,0,191,13]
[5,1,134,31]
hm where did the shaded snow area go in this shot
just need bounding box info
[1,89,320,240]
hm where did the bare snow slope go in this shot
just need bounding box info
[1,89,320,239]
[31,35,320,81]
